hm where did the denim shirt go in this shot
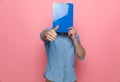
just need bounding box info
[40,28,83,82]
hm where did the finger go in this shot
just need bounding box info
[68,27,73,30]
[68,33,72,36]
[46,35,54,41]
[48,34,55,40]
[68,31,72,36]
[47,37,53,41]
[53,25,59,31]
[49,30,57,36]
[68,30,73,36]
[48,32,56,39]
[52,31,57,36]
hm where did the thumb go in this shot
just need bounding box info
[53,25,59,31]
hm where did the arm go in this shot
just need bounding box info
[68,28,86,60]
[73,38,86,60]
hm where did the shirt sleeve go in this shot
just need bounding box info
[75,33,81,43]
[77,55,85,60]
[40,27,51,41]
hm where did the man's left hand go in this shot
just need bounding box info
[68,27,76,40]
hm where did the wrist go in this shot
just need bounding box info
[43,30,49,40]
[73,38,77,42]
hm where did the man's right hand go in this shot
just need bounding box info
[43,25,59,41]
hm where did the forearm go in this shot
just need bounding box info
[73,39,86,60]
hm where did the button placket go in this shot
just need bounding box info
[62,35,66,71]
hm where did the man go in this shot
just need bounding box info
[40,25,86,82]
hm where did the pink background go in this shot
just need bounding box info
[0,0,120,82]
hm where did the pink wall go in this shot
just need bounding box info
[0,0,120,82]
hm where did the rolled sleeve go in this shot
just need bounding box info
[77,56,85,60]
[75,33,80,43]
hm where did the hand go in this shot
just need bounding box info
[68,27,76,40]
[45,25,59,41]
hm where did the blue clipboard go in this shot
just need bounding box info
[52,3,73,33]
